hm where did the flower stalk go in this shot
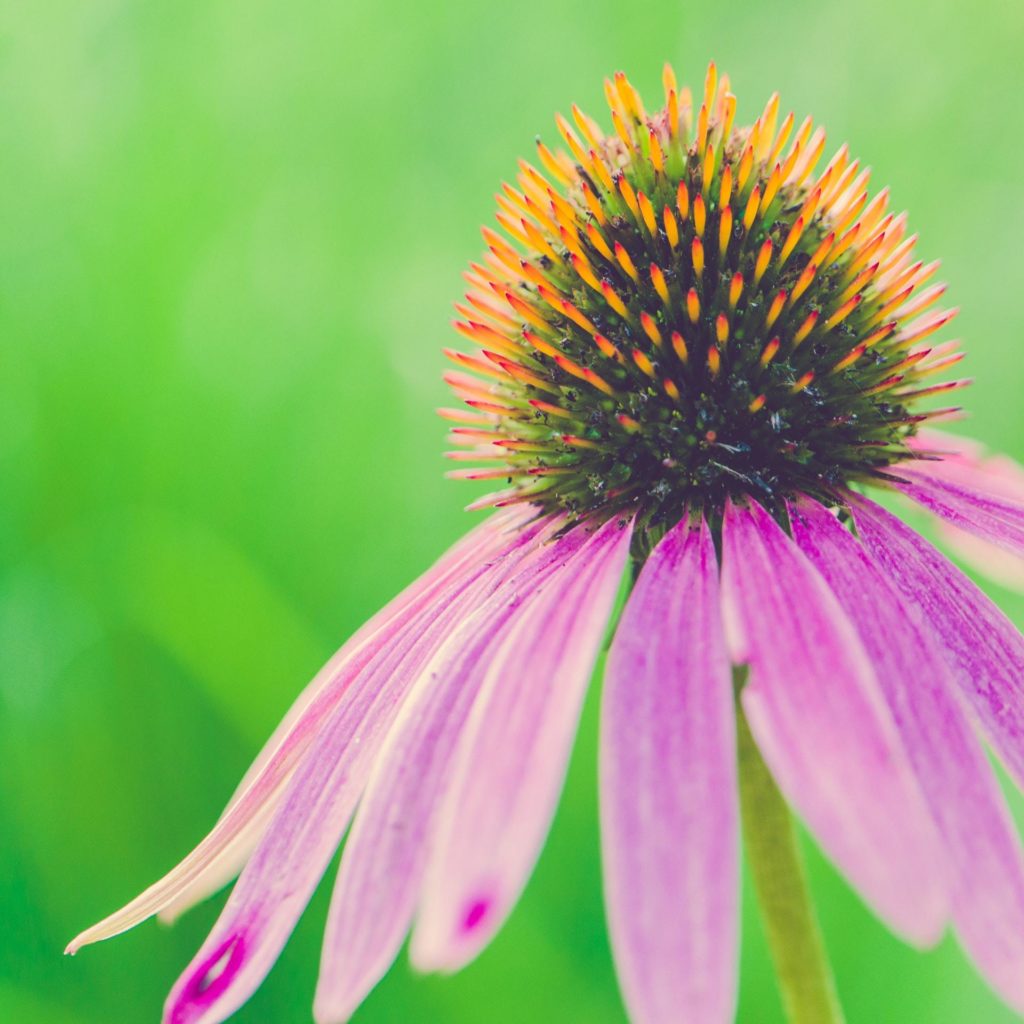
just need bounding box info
[736,692,845,1024]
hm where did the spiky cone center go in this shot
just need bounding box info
[442,64,963,529]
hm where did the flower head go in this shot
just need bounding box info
[444,63,960,529]
[69,65,1024,1024]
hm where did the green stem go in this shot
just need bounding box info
[736,701,845,1024]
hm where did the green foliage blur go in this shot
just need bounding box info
[3,0,1024,1020]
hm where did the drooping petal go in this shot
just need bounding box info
[158,803,279,927]
[925,528,1024,594]
[720,499,946,945]
[907,429,987,462]
[410,515,631,972]
[600,516,737,1024]
[791,497,1024,1010]
[850,495,1024,791]
[894,473,1024,556]
[161,518,554,1024]
[902,431,1024,590]
[312,520,594,1024]
[68,512,534,952]
[159,510,535,924]
[908,430,1024,501]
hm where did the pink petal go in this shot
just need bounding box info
[928,527,1024,593]
[907,429,987,462]
[850,495,1024,792]
[164,513,535,927]
[894,473,1024,556]
[410,515,632,972]
[791,497,1024,1010]
[312,521,593,1023]
[161,518,554,1024]
[68,512,530,953]
[720,499,946,945]
[600,516,738,1024]
[907,430,1024,500]
[157,802,280,927]
[902,432,1024,589]
[160,510,540,922]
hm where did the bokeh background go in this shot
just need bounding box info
[4,0,1024,1020]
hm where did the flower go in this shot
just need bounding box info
[67,63,1024,1024]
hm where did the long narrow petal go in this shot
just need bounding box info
[600,516,738,1024]
[159,510,533,924]
[895,473,1024,555]
[158,803,280,927]
[851,495,1024,791]
[720,499,946,945]
[161,520,553,1024]
[313,521,593,1023]
[791,497,1024,1010]
[410,515,631,972]
[923,528,1024,593]
[907,430,1024,501]
[902,432,1024,589]
[67,512,529,951]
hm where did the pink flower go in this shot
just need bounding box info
[68,64,1024,1023]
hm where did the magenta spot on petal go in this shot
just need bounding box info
[461,897,491,934]
[173,934,246,1017]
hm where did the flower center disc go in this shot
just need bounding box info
[442,65,962,527]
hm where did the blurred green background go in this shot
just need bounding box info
[3,0,1024,1020]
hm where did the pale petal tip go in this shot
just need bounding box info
[158,898,195,926]
[63,912,146,956]
[64,924,107,956]
[905,910,948,951]
[312,990,359,1024]
[312,950,392,1024]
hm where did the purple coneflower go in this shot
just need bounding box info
[69,64,1024,1024]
